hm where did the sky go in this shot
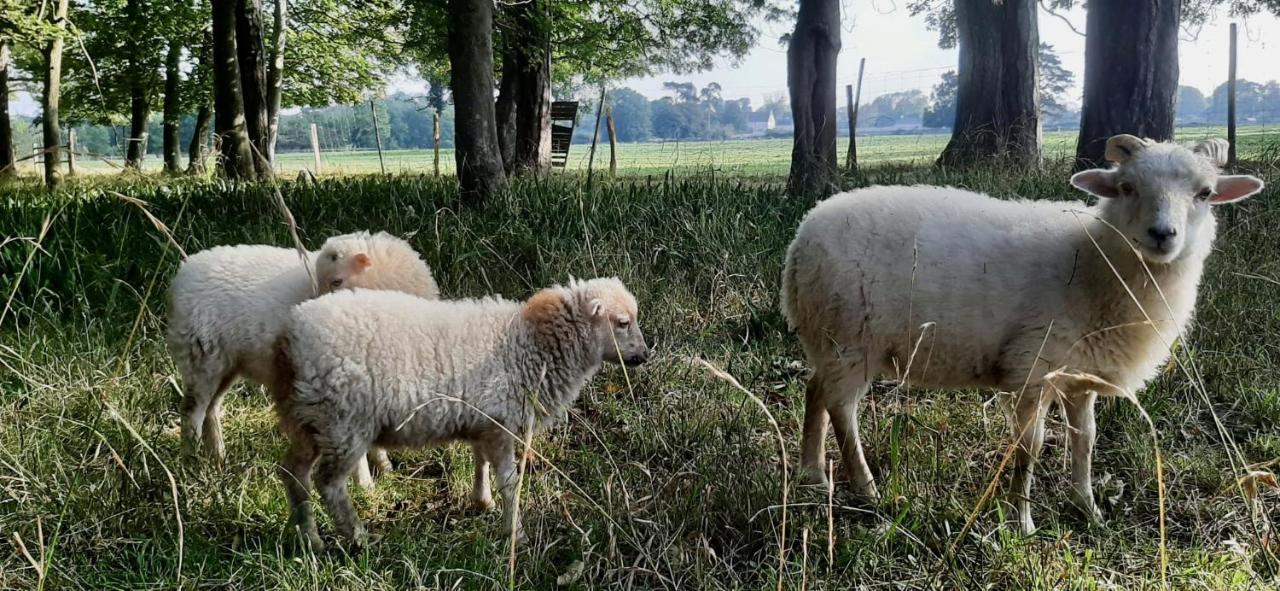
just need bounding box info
[7,3,1278,116]
[621,2,1279,108]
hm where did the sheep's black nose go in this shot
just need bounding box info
[1148,226,1177,242]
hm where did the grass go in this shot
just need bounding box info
[0,157,1278,589]
[14,124,1280,179]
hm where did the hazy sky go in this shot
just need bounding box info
[622,3,1279,107]
[7,4,1277,116]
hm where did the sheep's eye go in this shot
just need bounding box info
[329,253,339,262]
[1119,182,1136,196]
[1196,188,1213,201]
[330,278,343,288]
[617,319,631,329]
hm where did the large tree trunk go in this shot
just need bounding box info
[0,40,15,178]
[265,0,286,161]
[42,0,70,190]
[786,0,841,198]
[212,0,256,180]
[236,0,270,174]
[125,84,151,171]
[511,0,552,174]
[187,104,213,175]
[938,0,1040,167]
[163,38,183,174]
[447,0,507,202]
[495,40,518,174]
[1075,0,1179,169]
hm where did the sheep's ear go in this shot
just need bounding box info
[1210,175,1265,205]
[1104,134,1148,163]
[587,298,605,319]
[1070,169,1122,199]
[351,253,372,270]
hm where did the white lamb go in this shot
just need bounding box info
[781,135,1263,534]
[273,277,649,551]
[166,231,440,487]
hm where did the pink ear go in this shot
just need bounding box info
[1210,175,1264,204]
[352,253,371,270]
[1070,169,1122,199]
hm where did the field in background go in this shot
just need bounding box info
[15,125,1280,178]
[1,164,1278,588]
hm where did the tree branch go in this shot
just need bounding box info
[1039,0,1084,37]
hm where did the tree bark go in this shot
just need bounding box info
[265,0,286,161]
[42,0,70,190]
[0,40,15,178]
[125,84,151,170]
[162,38,183,174]
[447,0,507,202]
[188,104,213,174]
[212,0,256,180]
[236,0,270,174]
[786,0,841,198]
[1075,0,1179,169]
[938,0,1040,167]
[495,39,518,174]
[511,0,552,174]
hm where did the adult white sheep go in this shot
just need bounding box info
[273,277,649,551]
[166,231,439,487]
[781,135,1263,534]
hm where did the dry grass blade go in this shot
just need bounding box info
[688,356,789,591]
[108,191,188,259]
[1,211,55,329]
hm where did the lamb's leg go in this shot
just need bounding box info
[470,442,495,511]
[1062,391,1103,525]
[352,456,376,490]
[178,363,232,462]
[1009,389,1051,535]
[368,448,393,477]
[799,374,831,486]
[313,442,372,553]
[826,375,877,499]
[278,432,323,551]
[200,374,235,464]
[490,437,524,543]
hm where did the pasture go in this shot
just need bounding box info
[21,125,1280,179]
[1,159,1278,589]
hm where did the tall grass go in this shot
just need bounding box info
[0,164,1277,589]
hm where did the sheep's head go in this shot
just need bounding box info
[541,277,649,367]
[1070,134,1264,264]
[314,231,438,298]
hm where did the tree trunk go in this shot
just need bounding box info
[236,0,270,174]
[447,0,507,202]
[265,0,286,161]
[42,0,70,190]
[938,0,1040,167]
[511,0,552,174]
[212,0,256,180]
[0,40,15,178]
[495,40,518,174]
[1075,0,1179,169]
[188,104,213,175]
[786,0,841,198]
[162,38,183,174]
[125,84,151,170]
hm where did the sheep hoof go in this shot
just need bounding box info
[346,533,381,554]
[799,466,829,487]
[503,525,527,546]
[472,495,496,512]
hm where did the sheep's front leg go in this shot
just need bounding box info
[799,375,831,486]
[1009,389,1051,535]
[827,379,878,500]
[470,442,495,511]
[490,438,524,543]
[1062,391,1103,525]
[313,444,372,552]
[368,448,393,477]
[278,434,323,551]
[352,456,376,490]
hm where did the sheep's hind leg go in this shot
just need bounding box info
[490,437,525,543]
[368,448,393,477]
[352,456,376,490]
[314,442,374,552]
[470,442,495,511]
[200,373,236,464]
[826,372,878,500]
[1009,389,1052,535]
[278,433,323,551]
[799,374,831,486]
[1062,391,1103,525]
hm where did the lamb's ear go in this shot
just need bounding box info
[1105,134,1148,163]
[351,253,372,271]
[1210,175,1265,205]
[1070,169,1122,199]
[587,298,605,319]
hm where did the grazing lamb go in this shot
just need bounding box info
[167,231,439,487]
[781,135,1263,534]
[274,277,649,551]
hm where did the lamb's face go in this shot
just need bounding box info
[314,239,372,294]
[582,279,650,367]
[1070,135,1264,264]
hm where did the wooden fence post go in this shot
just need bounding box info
[369,99,386,175]
[309,123,322,176]
[67,128,76,176]
[848,58,865,172]
[585,85,606,192]
[1227,22,1238,168]
[433,111,441,176]
[606,106,617,178]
